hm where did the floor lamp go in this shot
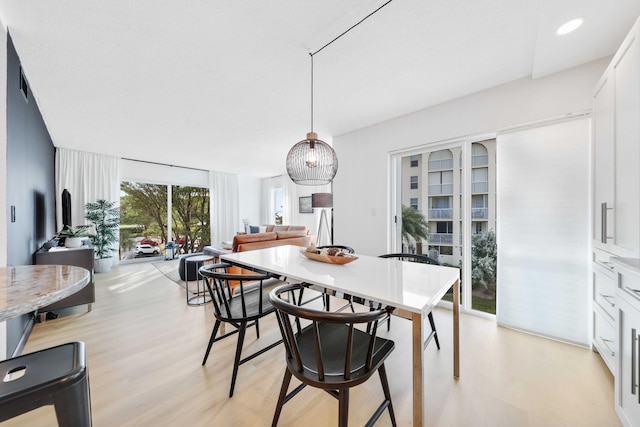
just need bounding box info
[312,193,332,247]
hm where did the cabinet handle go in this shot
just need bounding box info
[599,337,615,357]
[633,328,638,398]
[599,293,616,307]
[601,202,613,243]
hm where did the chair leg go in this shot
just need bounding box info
[338,389,349,427]
[52,372,93,427]
[378,364,397,427]
[255,319,260,339]
[428,312,440,350]
[202,320,221,365]
[272,369,292,427]
[229,322,247,397]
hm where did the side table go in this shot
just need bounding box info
[203,245,232,262]
[184,255,214,306]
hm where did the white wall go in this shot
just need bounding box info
[332,58,609,256]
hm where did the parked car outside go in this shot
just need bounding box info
[139,238,159,246]
[135,244,160,256]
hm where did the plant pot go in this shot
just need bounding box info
[94,257,113,273]
[64,237,83,248]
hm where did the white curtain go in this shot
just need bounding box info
[282,175,297,225]
[210,171,239,244]
[496,119,590,346]
[55,148,120,263]
[261,177,277,225]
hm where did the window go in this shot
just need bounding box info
[472,168,488,193]
[475,222,483,234]
[428,170,453,194]
[410,198,418,210]
[436,221,453,234]
[410,176,418,189]
[472,143,489,167]
[428,149,453,170]
[410,155,419,167]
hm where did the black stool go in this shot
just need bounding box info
[0,341,92,426]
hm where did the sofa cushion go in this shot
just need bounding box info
[287,225,307,232]
[273,225,289,232]
[276,231,308,240]
[249,225,259,233]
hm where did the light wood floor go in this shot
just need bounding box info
[2,262,621,427]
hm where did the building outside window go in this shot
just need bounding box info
[410,175,418,189]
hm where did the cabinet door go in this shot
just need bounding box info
[592,72,614,249]
[613,27,640,256]
[617,297,640,426]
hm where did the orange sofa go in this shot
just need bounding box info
[232,225,311,252]
[229,225,312,278]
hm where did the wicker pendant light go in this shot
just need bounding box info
[286,1,394,185]
[286,55,338,185]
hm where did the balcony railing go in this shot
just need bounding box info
[429,233,454,245]
[428,183,453,195]
[472,154,489,167]
[429,208,453,219]
[472,207,488,219]
[472,181,488,193]
[428,158,453,171]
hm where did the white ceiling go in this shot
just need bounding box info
[0,0,638,177]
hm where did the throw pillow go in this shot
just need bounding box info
[249,225,259,234]
[259,226,267,233]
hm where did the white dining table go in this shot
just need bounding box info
[222,245,460,427]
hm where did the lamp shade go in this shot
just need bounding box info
[312,193,333,208]
[286,133,338,185]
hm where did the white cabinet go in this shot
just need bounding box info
[591,72,614,250]
[592,17,640,427]
[614,259,640,427]
[592,17,640,257]
[593,255,617,373]
[591,16,640,382]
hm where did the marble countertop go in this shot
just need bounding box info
[0,265,90,322]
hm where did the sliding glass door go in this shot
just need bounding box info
[120,181,210,260]
[395,138,497,315]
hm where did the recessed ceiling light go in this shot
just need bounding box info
[557,18,584,35]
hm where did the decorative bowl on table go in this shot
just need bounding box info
[300,249,358,265]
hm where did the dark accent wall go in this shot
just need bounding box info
[5,34,57,357]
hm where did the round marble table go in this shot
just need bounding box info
[0,265,91,322]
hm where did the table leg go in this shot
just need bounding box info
[412,312,425,427]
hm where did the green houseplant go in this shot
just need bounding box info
[58,225,91,248]
[84,199,120,273]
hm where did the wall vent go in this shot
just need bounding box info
[19,66,28,102]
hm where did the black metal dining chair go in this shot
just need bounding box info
[379,253,441,349]
[199,263,283,397]
[269,283,397,427]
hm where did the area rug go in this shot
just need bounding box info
[152,258,184,289]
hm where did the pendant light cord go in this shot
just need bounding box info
[308,0,394,134]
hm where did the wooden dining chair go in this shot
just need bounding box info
[199,263,283,397]
[269,283,397,427]
[379,253,441,349]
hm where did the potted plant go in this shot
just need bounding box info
[84,199,120,273]
[58,225,91,248]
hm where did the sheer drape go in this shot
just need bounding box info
[55,148,120,262]
[210,171,239,244]
[261,177,277,225]
[496,119,589,345]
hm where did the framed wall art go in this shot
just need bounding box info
[299,196,313,213]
